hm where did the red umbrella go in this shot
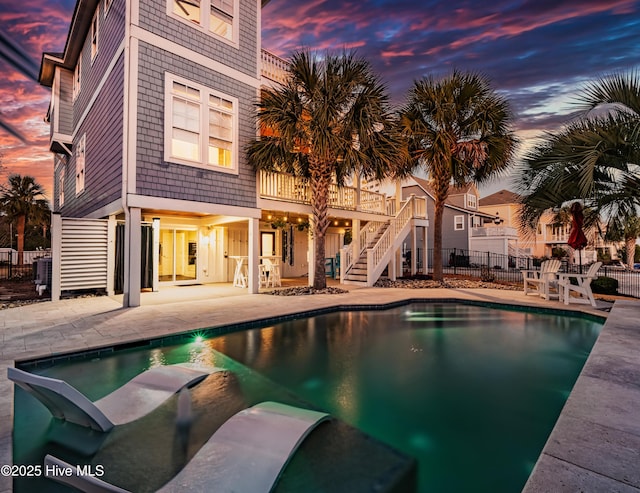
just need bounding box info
[568,202,588,272]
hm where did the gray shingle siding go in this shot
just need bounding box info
[138,0,258,78]
[58,69,74,135]
[73,0,126,129]
[403,185,469,251]
[61,55,124,217]
[135,42,257,208]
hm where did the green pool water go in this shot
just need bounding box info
[13,303,602,492]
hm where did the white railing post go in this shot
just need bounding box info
[51,212,62,302]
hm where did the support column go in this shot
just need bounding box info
[248,217,259,294]
[411,226,417,275]
[352,219,361,258]
[152,218,160,292]
[51,213,62,302]
[308,214,315,287]
[106,215,116,296]
[124,207,141,307]
[423,226,429,274]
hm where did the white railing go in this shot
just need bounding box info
[471,226,518,237]
[259,170,389,214]
[261,49,289,85]
[358,190,387,214]
[366,196,415,285]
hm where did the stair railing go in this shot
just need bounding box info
[366,196,415,284]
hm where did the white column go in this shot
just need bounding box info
[51,213,62,302]
[248,217,259,293]
[411,227,417,275]
[106,215,116,296]
[152,218,160,292]
[307,214,315,286]
[423,226,429,273]
[352,219,361,258]
[124,207,142,307]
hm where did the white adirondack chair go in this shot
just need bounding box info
[522,259,562,300]
[557,262,602,307]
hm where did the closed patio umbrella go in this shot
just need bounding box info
[568,202,588,273]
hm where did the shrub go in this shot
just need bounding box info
[480,266,495,282]
[591,276,618,295]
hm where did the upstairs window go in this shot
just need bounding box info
[171,0,236,43]
[73,57,81,100]
[76,134,86,194]
[165,73,237,173]
[91,8,99,61]
[466,193,477,209]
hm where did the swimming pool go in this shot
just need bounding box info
[13,302,602,492]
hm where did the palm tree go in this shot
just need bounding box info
[399,71,517,281]
[247,51,409,289]
[0,174,46,264]
[517,72,640,232]
[606,215,640,270]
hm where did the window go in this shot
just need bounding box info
[470,215,481,228]
[454,215,464,231]
[73,57,81,100]
[165,74,237,172]
[58,166,65,206]
[466,193,477,209]
[91,8,99,61]
[171,0,236,43]
[76,134,86,194]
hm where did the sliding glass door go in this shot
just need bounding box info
[159,228,197,283]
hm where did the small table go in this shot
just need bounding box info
[229,256,248,288]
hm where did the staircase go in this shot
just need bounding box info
[342,196,422,286]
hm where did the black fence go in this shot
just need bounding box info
[418,248,640,298]
[0,251,39,280]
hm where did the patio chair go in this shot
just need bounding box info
[44,401,330,493]
[521,259,562,300]
[557,261,602,307]
[8,364,217,432]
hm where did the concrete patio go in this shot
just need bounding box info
[1,283,638,493]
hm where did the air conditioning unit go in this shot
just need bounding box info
[34,257,52,295]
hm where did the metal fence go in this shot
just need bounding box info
[0,250,46,280]
[421,248,640,298]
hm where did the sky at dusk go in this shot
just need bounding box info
[0,0,638,200]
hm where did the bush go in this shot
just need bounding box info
[591,276,618,295]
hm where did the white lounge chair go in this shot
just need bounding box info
[522,259,562,300]
[557,261,602,307]
[44,401,330,493]
[8,364,216,432]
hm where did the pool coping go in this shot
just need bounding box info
[1,287,637,493]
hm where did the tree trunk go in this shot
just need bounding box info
[625,235,636,270]
[432,198,444,281]
[310,159,332,289]
[16,214,25,266]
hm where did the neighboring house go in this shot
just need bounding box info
[478,189,619,264]
[40,0,427,305]
[402,176,498,262]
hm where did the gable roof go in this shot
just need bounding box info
[405,176,495,218]
[479,189,521,206]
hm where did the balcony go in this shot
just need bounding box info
[261,49,289,85]
[259,170,393,215]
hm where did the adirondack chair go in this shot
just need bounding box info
[557,262,602,307]
[521,259,562,300]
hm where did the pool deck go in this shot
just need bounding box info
[0,284,638,493]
